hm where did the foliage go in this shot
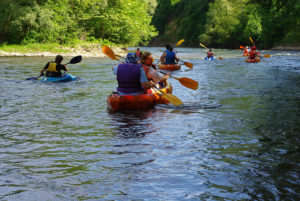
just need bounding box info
[0,0,157,46]
[152,0,300,48]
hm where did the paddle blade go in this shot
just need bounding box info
[26,77,38,80]
[102,45,118,60]
[176,39,185,47]
[200,43,207,49]
[218,57,223,60]
[162,92,183,106]
[184,61,193,68]
[176,77,198,90]
[249,36,255,45]
[240,45,245,49]
[69,55,82,64]
[264,54,271,58]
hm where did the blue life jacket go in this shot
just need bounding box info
[165,50,176,64]
[117,63,144,94]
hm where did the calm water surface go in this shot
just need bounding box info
[1,48,300,200]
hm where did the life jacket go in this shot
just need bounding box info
[207,52,213,58]
[249,50,256,59]
[243,49,248,54]
[165,50,176,64]
[46,62,62,77]
[116,63,144,94]
[47,62,58,73]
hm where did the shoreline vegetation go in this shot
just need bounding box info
[0,43,299,58]
[0,43,128,58]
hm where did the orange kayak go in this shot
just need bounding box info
[245,58,260,63]
[107,81,172,112]
[158,64,181,70]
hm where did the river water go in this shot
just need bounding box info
[0,48,300,200]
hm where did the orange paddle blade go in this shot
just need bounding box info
[176,39,185,47]
[173,77,198,90]
[264,54,271,58]
[218,57,223,60]
[102,45,118,60]
[183,61,193,68]
[240,45,245,49]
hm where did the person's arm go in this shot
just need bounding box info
[40,62,49,76]
[140,68,155,89]
[63,64,68,72]
[113,65,118,75]
[160,52,166,63]
[175,54,179,63]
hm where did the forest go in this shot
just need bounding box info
[0,0,299,49]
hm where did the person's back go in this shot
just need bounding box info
[249,46,257,59]
[41,55,68,77]
[113,52,154,95]
[165,49,176,64]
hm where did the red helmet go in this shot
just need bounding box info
[251,46,256,50]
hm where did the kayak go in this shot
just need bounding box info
[245,58,260,63]
[204,57,215,60]
[39,74,77,82]
[158,64,181,70]
[107,81,172,112]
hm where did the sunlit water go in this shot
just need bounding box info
[1,48,300,200]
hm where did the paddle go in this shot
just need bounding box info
[200,43,223,60]
[240,45,245,49]
[26,55,82,80]
[175,39,185,47]
[249,36,255,45]
[159,71,198,90]
[153,86,183,106]
[263,54,271,58]
[102,45,118,61]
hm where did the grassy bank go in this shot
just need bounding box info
[0,42,126,57]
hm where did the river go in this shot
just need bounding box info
[0,48,300,200]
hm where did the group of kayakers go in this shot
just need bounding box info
[243,45,260,60]
[112,48,173,96]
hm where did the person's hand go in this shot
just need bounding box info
[40,72,45,76]
[149,81,155,88]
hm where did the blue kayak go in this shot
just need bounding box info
[204,57,215,60]
[39,74,77,82]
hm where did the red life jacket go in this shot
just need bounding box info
[249,50,256,59]
[207,52,213,58]
[136,51,141,57]
[244,49,248,54]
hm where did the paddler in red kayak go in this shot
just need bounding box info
[40,55,68,77]
[112,52,155,95]
[248,46,260,60]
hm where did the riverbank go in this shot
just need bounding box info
[0,43,127,57]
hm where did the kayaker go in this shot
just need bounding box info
[206,49,214,59]
[160,45,179,64]
[136,48,142,58]
[113,52,155,95]
[40,55,68,77]
[141,51,170,85]
[249,46,260,60]
[243,46,249,56]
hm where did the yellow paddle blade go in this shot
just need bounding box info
[184,61,193,68]
[263,54,271,58]
[249,36,255,45]
[176,39,185,47]
[218,57,223,60]
[162,92,183,106]
[200,43,207,49]
[173,77,198,90]
[102,45,118,60]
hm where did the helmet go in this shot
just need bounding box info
[125,52,138,64]
[251,46,256,50]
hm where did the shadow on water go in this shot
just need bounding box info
[108,109,161,138]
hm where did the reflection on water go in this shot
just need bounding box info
[1,50,300,200]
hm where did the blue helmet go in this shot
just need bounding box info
[125,52,138,64]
